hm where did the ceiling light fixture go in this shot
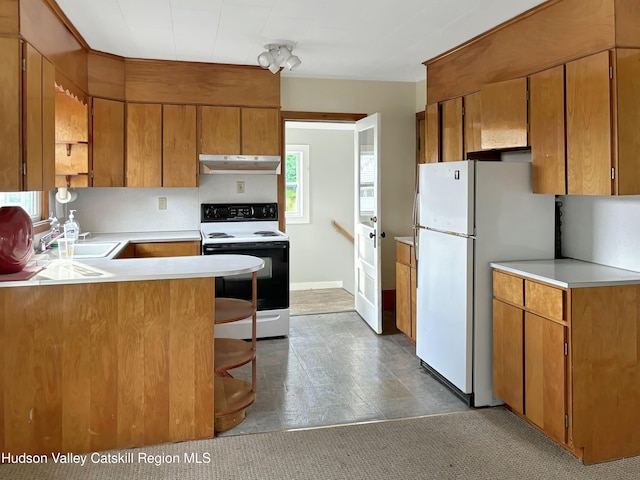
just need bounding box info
[257,43,301,74]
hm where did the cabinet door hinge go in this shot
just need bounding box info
[22,58,26,71]
[564,342,568,356]
[461,106,465,116]
[90,169,94,178]
[611,167,615,180]
[91,107,94,116]
[565,414,569,428]
[609,66,613,79]
[526,89,530,101]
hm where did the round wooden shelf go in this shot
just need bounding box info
[215,297,255,324]
[214,377,255,417]
[215,338,255,372]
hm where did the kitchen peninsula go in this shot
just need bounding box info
[0,251,263,456]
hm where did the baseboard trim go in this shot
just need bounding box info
[290,281,343,291]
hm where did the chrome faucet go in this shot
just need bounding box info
[38,215,61,252]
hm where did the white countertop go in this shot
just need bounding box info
[395,236,414,246]
[490,258,640,288]
[0,230,264,287]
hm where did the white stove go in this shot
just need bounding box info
[200,203,290,339]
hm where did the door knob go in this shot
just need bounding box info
[380,232,386,238]
[370,216,377,223]
[369,232,375,238]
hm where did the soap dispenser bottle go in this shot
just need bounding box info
[64,209,80,240]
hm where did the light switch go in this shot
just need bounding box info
[158,197,167,210]
[237,181,245,194]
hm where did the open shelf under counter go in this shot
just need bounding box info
[215,338,255,372]
[215,297,256,324]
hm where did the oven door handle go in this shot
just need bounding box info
[203,242,289,252]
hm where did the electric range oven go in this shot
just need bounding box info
[201,202,289,339]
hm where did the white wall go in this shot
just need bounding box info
[281,77,417,290]
[561,196,640,272]
[285,125,355,293]
[56,187,200,234]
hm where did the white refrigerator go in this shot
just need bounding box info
[414,160,555,407]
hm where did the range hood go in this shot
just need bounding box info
[199,155,281,174]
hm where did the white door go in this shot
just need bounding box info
[354,113,382,334]
[416,228,474,394]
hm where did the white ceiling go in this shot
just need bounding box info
[55,0,548,83]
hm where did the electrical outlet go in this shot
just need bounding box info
[158,197,167,210]
[237,181,245,194]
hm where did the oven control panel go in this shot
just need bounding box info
[201,203,278,222]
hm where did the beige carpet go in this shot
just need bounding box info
[3,408,640,479]
[290,288,354,315]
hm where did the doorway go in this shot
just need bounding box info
[282,115,364,315]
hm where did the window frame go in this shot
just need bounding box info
[285,144,310,224]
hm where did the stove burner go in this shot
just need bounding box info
[254,231,279,237]
[208,233,234,238]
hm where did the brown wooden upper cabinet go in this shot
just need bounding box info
[0,38,55,192]
[441,97,463,162]
[425,102,440,163]
[529,65,566,195]
[163,104,197,188]
[92,98,125,187]
[480,77,528,150]
[463,92,482,154]
[126,103,162,187]
[241,108,280,155]
[55,92,89,187]
[567,49,640,196]
[200,106,280,156]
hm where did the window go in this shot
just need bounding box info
[285,144,310,224]
[0,191,42,222]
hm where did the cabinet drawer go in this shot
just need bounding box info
[396,242,414,267]
[525,280,565,322]
[493,270,523,306]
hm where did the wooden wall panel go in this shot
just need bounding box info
[125,59,280,107]
[88,284,118,452]
[0,0,19,34]
[117,282,146,448]
[20,0,88,93]
[88,51,125,100]
[426,0,616,103]
[194,280,214,439]
[143,281,171,445]
[61,284,93,453]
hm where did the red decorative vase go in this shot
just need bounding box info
[0,206,34,274]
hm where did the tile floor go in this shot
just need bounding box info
[217,311,469,437]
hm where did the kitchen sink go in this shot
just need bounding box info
[71,242,120,258]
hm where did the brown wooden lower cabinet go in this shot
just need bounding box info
[0,278,214,455]
[115,241,200,259]
[492,269,640,464]
[396,241,416,342]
